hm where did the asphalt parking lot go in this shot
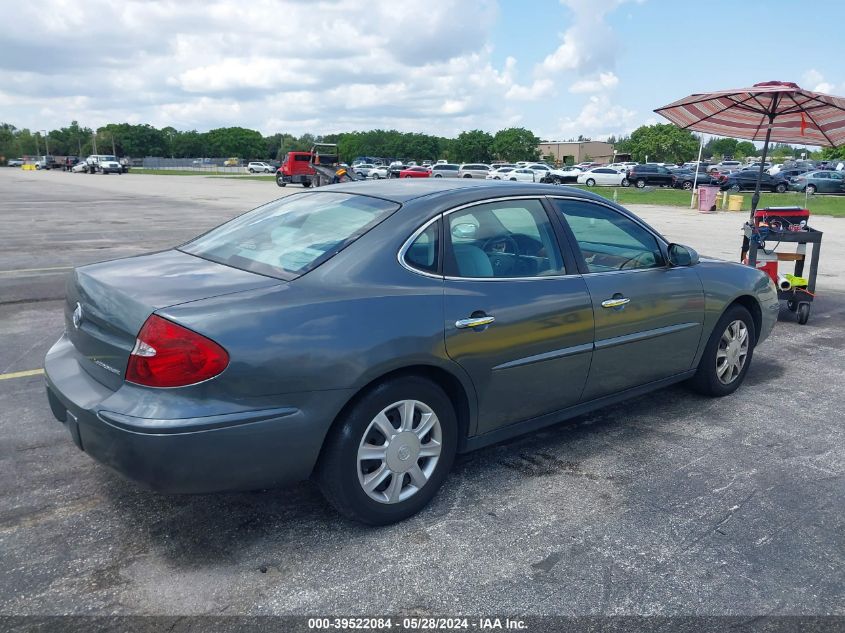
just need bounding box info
[0,168,843,617]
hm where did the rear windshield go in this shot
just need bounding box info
[180,192,399,280]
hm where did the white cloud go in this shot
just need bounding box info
[569,72,619,93]
[802,69,837,94]
[539,0,624,76]
[549,94,637,140]
[0,0,533,136]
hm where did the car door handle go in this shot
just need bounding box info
[455,315,495,329]
[601,297,630,309]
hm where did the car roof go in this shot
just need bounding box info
[319,178,615,205]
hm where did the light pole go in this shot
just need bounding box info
[41,130,49,156]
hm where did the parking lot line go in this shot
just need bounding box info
[0,266,73,275]
[0,368,45,381]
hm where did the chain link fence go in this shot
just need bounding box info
[139,157,274,173]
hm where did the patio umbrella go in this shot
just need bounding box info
[655,81,845,235]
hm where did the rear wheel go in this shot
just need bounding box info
[688,305,755,397]
[620,178,629,187]
[730,183,742,192]
[248,168,255,173]
[302,179,311,188]
[586,178,596,187]
[434,174,442,178]
[316,376,457,525]
[462,174,472,178]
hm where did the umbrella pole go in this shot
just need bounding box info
[741,115,774,261]
[750,117,774,220]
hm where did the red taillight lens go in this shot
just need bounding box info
[126,315,229,388]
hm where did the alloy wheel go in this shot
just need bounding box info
[357,399,442,504]
[716,320,749,385]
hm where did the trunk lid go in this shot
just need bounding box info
[65,249,282,390]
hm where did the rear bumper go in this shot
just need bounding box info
[44,334,351,493]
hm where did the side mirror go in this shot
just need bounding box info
[667,243,699,267]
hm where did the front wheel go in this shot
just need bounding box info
[276,175,287,187]
[806,184,816,194]
[730,184,742,192]
[635,178,646,188]
[682,180,693,190]
[688,304,755,397]
[315,376,457,525]
[620,178,629,187]
[462,174,473,178]
[434,174,442,178]
[248,168,255,173]
[372,173,380,179]
[775,183,787,193]
[585,178,596,187]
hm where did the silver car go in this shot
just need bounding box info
[430,164,461,178]
[457,163,491,179]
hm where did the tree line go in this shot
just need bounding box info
[0,122,543,164]
[1,120,824,165]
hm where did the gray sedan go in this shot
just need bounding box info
[44,181,778,524]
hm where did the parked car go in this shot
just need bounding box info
[709,160,743,174]
[43,180,778,525]
[399,166,430,178]
[247,162,273,173]
[369,165,390,179]
[223,158,240,167]
[71,161,89,173]
[720,171,789,193]
[354,164,377,178]
[577,168,628,187]
[788,170,845,194]
[541,166,583,184]
[7,158,24,167]
[504,168,540,182]
[671,169,717,191]
[430,164,460,178]
[457,164,491,179]
[485,167,517,180]
[626,164,674,188]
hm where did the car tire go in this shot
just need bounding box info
[434,174,442,178]
[264,168,270,173]
[276,175,287,187]
[462,174,472,178]
[774,183,786,193]
[586,178,596,187]
[372,173,380,179]
[730,184,742,192]
[621,178,629,187]
[302,180,311,188]
[806,184,816,194]
[682,181,693,190]
[635,178,646,188]
[315,376,457,525]
[248,168,255,173]
[688,304,756,397]
[553,176,563,185]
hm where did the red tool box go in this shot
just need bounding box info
[753,206,810,229]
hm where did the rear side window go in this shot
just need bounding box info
[181,193,399,280]
[404,219,440,274]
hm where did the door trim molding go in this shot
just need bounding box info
[492,342,593,371]
[594,321,701,351]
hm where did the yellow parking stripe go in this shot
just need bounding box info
[0,368,45,381]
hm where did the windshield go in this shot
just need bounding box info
[181,192,399,280]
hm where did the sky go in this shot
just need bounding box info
[1,0,843,141]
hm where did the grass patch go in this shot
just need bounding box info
[574,186,845,218]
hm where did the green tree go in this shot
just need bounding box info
[625,124,700,163]
[450,129,494,163]
[491,127,540,162]
[734,141,757,159]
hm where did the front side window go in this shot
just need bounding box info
[552,199,665,273]
[181,192,399,280]
[446,200,564,278]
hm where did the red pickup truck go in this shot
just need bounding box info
[276,151,315,187]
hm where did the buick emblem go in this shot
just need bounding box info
[72,302,83,329]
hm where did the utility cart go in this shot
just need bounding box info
[744,220,822,325]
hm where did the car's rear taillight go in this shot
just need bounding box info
[126,315,229,388]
